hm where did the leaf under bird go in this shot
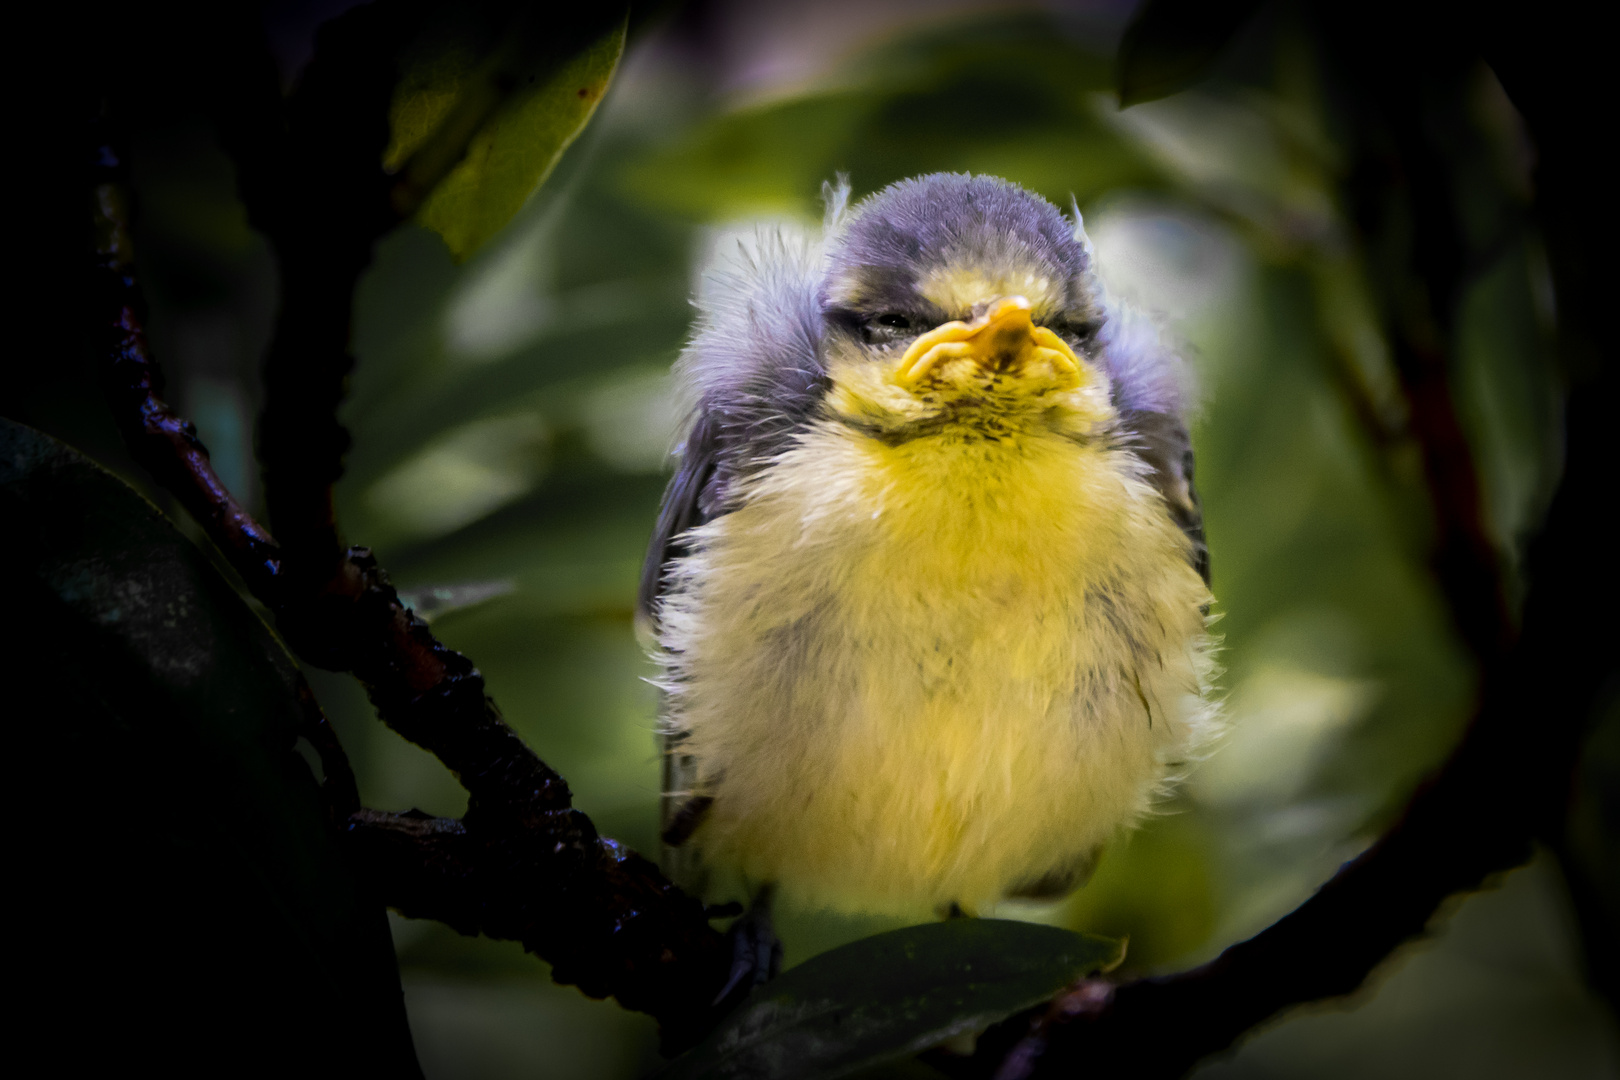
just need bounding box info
[640,173,1218,927]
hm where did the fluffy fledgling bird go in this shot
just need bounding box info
[640,173,1217,918]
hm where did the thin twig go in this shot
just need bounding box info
[91,123,283,600]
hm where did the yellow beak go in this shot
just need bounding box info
[896,296,1081,387]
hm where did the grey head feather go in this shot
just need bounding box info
[1097,298,1191,420]
[824,173,1100,323]
[823,174,852,236]
[1068,196,1094,256]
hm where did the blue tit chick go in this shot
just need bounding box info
[641,173,1218,917]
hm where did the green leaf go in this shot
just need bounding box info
[659,920,1123,1080]
[2,420,419,1076]
[387,3,628,261]
[1116,0,1266,107]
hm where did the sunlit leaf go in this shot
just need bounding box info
[658,920,1123,1080]
[2,419,418,1075]
[387,4,628,261]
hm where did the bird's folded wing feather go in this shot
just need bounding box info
[639,230,827,869]
[1099,304,1210,585]
[1122,407,1210,585]
[637,411,720,620]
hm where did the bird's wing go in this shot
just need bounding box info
[638,412,723,887]
[637,410,721,622]
[1122,407,1210,586]
[1098,306,1210,585]
[640,227,827,885]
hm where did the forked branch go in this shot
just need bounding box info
[90,97,729,1052]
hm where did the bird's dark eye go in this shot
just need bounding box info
[1055,319,1100,343]
[861,312,914,344]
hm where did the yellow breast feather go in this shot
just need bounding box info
[656,359,1217,915]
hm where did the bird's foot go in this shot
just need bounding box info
[713,885,782,1008]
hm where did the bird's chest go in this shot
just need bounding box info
[664,422,1172,757]
[657,422,1207,909]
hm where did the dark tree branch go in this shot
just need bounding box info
[252,6,405,594]
[90,126,283,600]
[213,4,604,822]
[89,97,730,1050]
[349,810,728,1032]
[92,99,363,838]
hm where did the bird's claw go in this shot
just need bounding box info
[713,887,782,1008]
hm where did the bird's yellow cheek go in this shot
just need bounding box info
[824,359,922,424]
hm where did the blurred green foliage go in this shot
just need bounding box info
[24,2,1612,1077]
[619,21,1164,218]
